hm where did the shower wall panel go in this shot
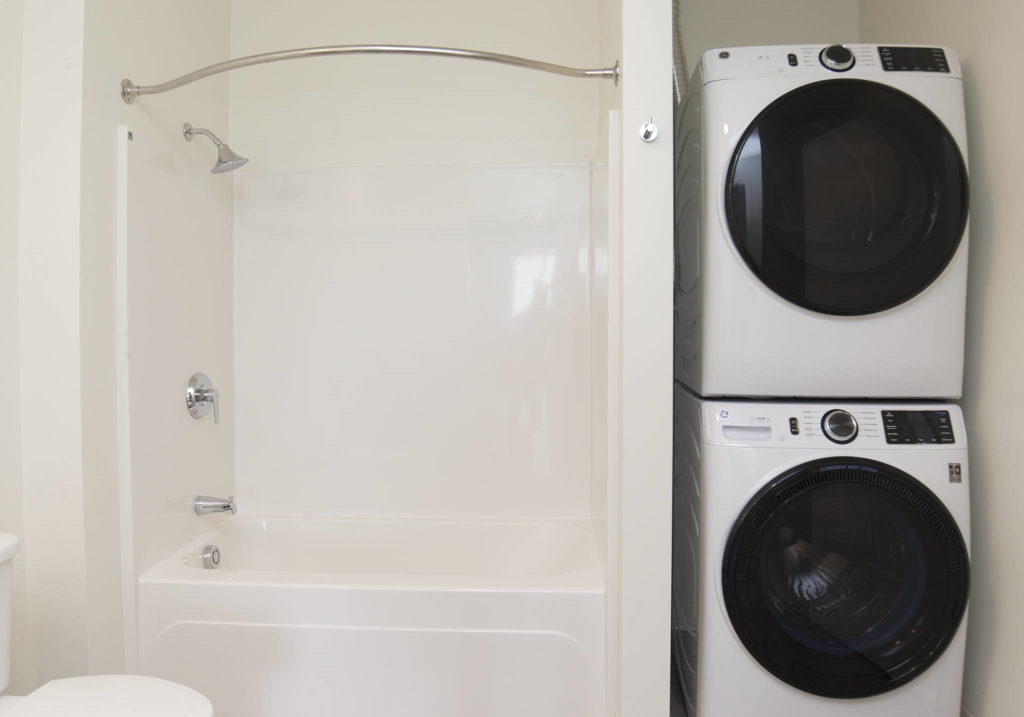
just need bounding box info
[234,163,593,518]
[121,128,236,575]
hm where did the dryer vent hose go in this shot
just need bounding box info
[672,0,690,105]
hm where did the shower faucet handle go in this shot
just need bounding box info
[186,372,220,424]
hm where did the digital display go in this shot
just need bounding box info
[882,410,955,444]
[879,46,950,73]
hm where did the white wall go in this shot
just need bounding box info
[594,0,622,713]
[0,0,28,694]
[617,0,673,714]
[0,0,234,690]
[230,0,612,520]
[859,4,1024,715]
[15,0,90,691]
[228,0,603,169]
[79,0,234,670]
[680,0,859,73]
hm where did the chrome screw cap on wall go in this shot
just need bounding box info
[182,122,249,173]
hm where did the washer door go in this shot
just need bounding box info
[722,458,969,699]
[726,80,968,315]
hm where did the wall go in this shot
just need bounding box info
[617,0,673,714]
[230,0,610,520]
[859,4,1024,715]
[228,0,602,170]
[0,0,28,694]
[0,0,235,692]
[14,0,90,691]
[79,0,234,671]
[594,0,622,712]
[680,0,858,74]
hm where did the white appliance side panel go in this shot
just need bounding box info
[674,63,704,390]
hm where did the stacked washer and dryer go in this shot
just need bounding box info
[671,45,972,716]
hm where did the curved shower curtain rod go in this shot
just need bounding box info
[120,44,620,103]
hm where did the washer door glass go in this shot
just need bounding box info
[722,458,969,699]
[726,80,968,315]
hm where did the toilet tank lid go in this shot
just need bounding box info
[5,675,213,717]
[0,535,18,564]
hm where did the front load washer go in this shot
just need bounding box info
[671,391,970,716]
[674,44,970,398]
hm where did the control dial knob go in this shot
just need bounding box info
[820,44,855,72]
[822,409,858,444]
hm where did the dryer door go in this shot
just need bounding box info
[721,457,969,699]
[725,80,968,315]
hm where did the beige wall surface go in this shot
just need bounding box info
[0,0,28,694]
[80,0,233,672]
[0,0,233,691]
[228,0,605,170]
[680,0,858,76]
[859,4,1024,715]
[15,0,90,692]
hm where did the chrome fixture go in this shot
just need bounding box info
[639,117,659,142]
[183,123,249,174]
[194,496,237,515]
[121,44,620,104]
[201,544,222,569]
[186,372,220,423]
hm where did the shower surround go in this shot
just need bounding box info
[133,161,611,715]
[139,516,603,717]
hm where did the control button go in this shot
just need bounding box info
[820,44,855,72]
[789,417,799,435]
[787,53,798,67]
[821,409,859,444]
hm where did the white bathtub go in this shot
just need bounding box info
[138,517,604,717]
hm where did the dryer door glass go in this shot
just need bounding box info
[725,80,968,315]
[721,457,969,699]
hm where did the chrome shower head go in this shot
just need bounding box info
[183,122,249,173]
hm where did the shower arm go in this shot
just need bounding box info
[183,125,223,146]
[121,44,620,104]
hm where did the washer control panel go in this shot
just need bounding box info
[882,410,956,444]
[701,401,963,449]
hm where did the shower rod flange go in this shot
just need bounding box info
[120,44,620,104]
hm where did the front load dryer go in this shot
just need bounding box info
[671,391,970,716]
[674,44,970,398]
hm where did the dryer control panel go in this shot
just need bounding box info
[878,46,950,73]
[700,43,962,82]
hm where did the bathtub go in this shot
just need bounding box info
[137,517,604,717]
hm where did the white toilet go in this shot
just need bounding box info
[0,533,213,716]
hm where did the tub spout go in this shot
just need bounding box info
[194,496,236,515]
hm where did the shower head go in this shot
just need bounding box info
[183,122,249,173]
